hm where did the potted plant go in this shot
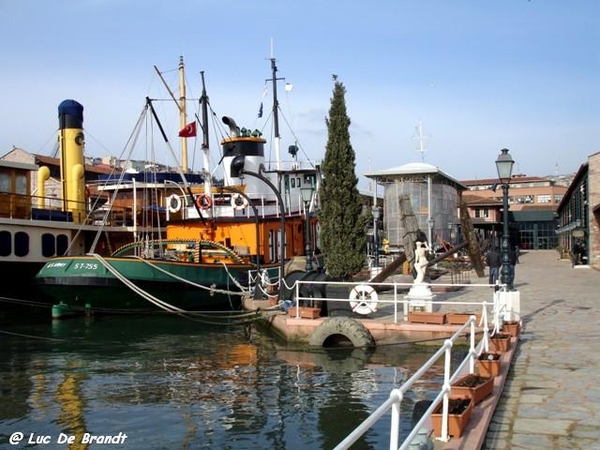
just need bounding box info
[431,397,473,438]
[408,312,446,325]
[477,352,502,377]
[446,312,481,325]
[489,333,511,353]
[451,373,494,405]
[502,320,520,337]
[288,306,321,319]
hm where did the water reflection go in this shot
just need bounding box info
[0,315,454,449]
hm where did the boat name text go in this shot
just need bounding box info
[72,262,99,270]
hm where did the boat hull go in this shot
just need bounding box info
[34,256,267,313]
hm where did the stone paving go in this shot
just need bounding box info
[477,250,600,450]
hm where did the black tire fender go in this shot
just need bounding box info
[309,317,375,348]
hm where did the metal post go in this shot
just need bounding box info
[496,148,514,290]
[304,202,313,271]
[501,184,511,289]
[372,205,380,270]
[301,186,314,272]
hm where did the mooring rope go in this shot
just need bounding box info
[90,253,186,313]
[131,256,248,297]
[0,330,66,342]
[88,253,282,325]
[0,296,52,309]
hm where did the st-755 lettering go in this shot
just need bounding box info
[72,262,98,270]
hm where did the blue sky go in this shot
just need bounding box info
[1,1,598,188]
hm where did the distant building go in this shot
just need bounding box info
[365,162,466,250]
[461,174,569,250]
[1,147,116,206]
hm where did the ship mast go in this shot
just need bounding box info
[154,57,189,173]
[178,56,188,173]
[199,71,212,197]
[270,56,281,170]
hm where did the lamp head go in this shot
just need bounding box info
[300,186,314,203]
[495,148,514,184]
[372,205,381,220]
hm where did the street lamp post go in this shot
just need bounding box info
[372,205,381,269]
[495,148,515,290]
[300,186,314,272]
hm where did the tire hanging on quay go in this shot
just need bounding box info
[309,317,375,348]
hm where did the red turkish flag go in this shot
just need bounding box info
[178,121,197,138]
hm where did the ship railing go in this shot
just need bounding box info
[169,191,310,221]
[0,191,74,221]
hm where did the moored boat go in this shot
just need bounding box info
[35,57,322,316]
[0,101,162,301]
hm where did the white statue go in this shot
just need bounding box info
[414,241,430,284]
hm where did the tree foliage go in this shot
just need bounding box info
[318,75,367,279]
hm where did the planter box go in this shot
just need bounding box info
[489,333,511,353]
[288,307,321,319]
[477,352,502,378]
[446,312,481,325]
[431,397,473,438]
[502,321,520,337]
[408,312,446,325]
[451,374,494,405]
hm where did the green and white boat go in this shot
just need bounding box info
[35,57,322,316]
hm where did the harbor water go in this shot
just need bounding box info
[0,306,462,449]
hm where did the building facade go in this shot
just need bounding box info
[461,175,568,250]
[556,151,600,268]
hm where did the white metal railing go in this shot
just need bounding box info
[333,315,493,449]
[284,278,514,448]
[248,266,281,296]
[290,279,500,322]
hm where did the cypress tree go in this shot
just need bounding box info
[319,75,367,279]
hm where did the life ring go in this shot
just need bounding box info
[309,317,375,348]
[349,284,378,315]
[195,194,212,210]
[231,193,249,210]
[167,194,182,213]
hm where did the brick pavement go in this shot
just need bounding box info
[480,250,600,449]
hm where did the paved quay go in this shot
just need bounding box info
[478,250,600,450]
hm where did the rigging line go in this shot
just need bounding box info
[278,108,316,169]
[146,97,207,225]
[83,104,150,254]
[65,104,146,255]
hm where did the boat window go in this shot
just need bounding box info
[0,231,11,256]
[14,232,29,257]
[0,173,10,192]
[291,178,296,188]
[15,174,27,195]
[41,233,55,257]
[296,177,301,187]
[57,234,69,256]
